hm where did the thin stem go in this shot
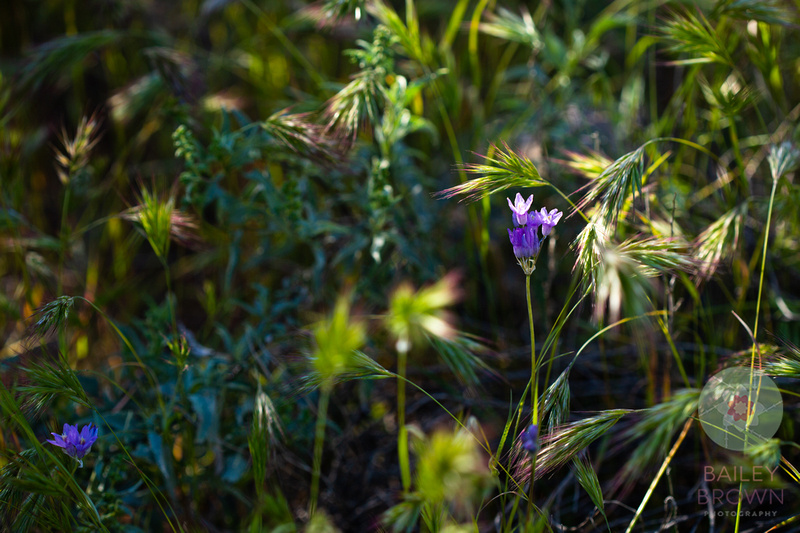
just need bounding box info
[309,384,331,516]
[624,418,692,533]
[397,341,411,491]
[58,186,71,296]
[57,187,72,357]
[542,277,584,387]
[549,183,590,223]
[735,166,779,532]
[484,42,519,117]
[161,257,179,344]
[525,274,538,516]
[468,0,491,90]
[162,257,185,422]
[526,275,538,423]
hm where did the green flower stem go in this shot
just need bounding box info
[160,257,180,346]
[468,0,490,90]
[526,275,538,424]
[397,340,411,491]
[735,160,780,533]
[309,383,331,517]
[525,273,538,514]
[161,259,186,427]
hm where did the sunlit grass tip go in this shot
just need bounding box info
[306,293,367,384]
[122,184,199,261]
[387,272,461,352]
[53,113,102,186]
[437,142,546,202]
[479,7,542,51]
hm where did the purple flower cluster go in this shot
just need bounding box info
[506,193,562,275]
[508,224,539,260]
[46,423,98,467]
[520,424,539,455]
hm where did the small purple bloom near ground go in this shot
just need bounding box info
[47,423,98,467]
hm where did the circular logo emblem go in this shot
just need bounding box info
[698,367,783,451]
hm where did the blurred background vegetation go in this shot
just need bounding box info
[2,0,800,531]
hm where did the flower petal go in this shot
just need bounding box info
[523,194,534,211]
[64,424,79,443]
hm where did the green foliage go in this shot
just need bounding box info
[309,295,366,383]
[54,114,102,186]
[323,25,398,143]
[16,355,92,413]
[541,367,571,433]
[3,0,800,530]
[30,296,76,338]
[428,334,493,387]
[414,428,488,506]
[768,141,800,182]
[384,426,491,532]
[660,8,734,67]
[695,203,748,280]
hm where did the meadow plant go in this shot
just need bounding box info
[307,294,365,516]
[387,274,460,491]
[53,114,101,187]
[45,423,98,468]
[504,191,561,512]
[4,0,800,531]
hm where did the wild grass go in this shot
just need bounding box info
[2,0,800,531]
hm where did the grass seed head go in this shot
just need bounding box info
[310,295,366,383]
[387,272,460,352]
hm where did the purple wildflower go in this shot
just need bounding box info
[520,424,538,454]
[506,192,563,275]
[508,225,540,260]
[46,423,98,467]
[526,210,544,229]
[507,193,534,226]
[536,207,562,236]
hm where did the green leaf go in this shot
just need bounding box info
[188,390,219,444]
